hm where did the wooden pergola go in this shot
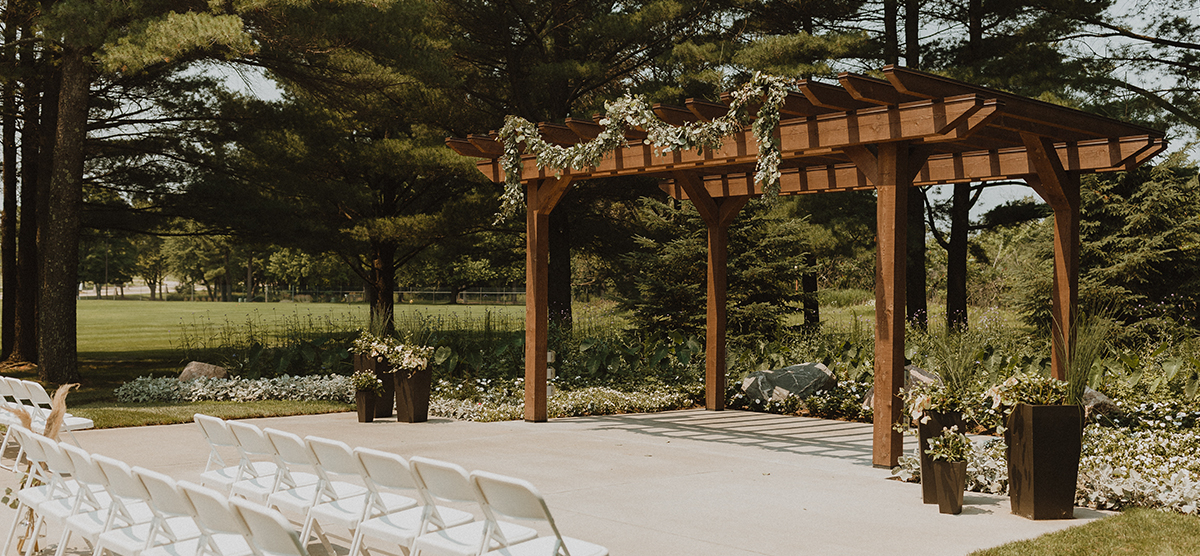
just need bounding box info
[446,66,1165,467]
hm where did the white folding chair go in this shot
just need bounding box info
[1,427,71,556]
[266,434,365,533]
[229,421,290,504]
[92,455,173,556]
[471,471,608,556]
[177,481,255,556]
[0,379,29,471]
[56,452,154,556]
[350,448,473,556]
[22,381,93,444]
[194,414,275,493]
[264,430,324,523]
[303,438,414,556]
[124,468,204,555]
[409,458,535,556]
[230,498,308,556]
[53,443,117,556]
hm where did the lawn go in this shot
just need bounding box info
[969,509,1200,555]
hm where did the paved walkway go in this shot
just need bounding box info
[2,410,1107,556]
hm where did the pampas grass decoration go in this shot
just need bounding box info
[2,405,31,431]
[42,384,78,441]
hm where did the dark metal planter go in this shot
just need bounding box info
[918,410,965,504]
[1005,403,1084,520]
[395,370,431,423]
[931,460,967,515]
[355,390,376,423]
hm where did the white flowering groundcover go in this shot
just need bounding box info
[893,425,1200,514]
[115,375,697,422]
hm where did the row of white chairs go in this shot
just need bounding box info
[193,414,608,556]
[1,425,306,556]
[0,377,94,470]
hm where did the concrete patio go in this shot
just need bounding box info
[1,409,1107,555]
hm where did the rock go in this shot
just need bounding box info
[180,361,229,381]
[740,362,836,403]
[1083,387,1117,419]
[861,365,937,411]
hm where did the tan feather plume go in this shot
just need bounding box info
[2,405,31,431]
[42,383,78,441]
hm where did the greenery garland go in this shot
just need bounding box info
[496,72,796,220]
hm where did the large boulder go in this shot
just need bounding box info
[860,365,938,411]
[180,361,228,381]
[740,362,836,403]
[1083,387,1118,419]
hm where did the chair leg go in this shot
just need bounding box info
[64,429,81,447]
[21,514,44,556]
[1,502,28,556]
[53,527,73,556]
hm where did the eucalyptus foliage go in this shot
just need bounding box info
[496,73,794,220]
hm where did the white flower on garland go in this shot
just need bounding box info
[496,73,796,221]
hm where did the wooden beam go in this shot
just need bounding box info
[884,65,1162,140]
[524,179,551,422]
[1022,134,1080,382]
[873,142,909,469]
[654,104,699,125]
[839,72,923,106]
[913,135,1162,186]
[467,134,503,157]
[566,118,604,140]
[687,99,730,121]
[537,123,582,146]
[535,176,573,214]
[800,80,875,111]
[445,137,491,158]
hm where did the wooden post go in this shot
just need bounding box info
[524,177,573,422]
[1021,133,1080,381]
[872,142,909,469]
[706,223,728,410]
[672,171,748,410]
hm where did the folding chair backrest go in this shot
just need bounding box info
[135,467,195,519]
[13,427,50,481]
[354,447,418,492]
[408,457,476,504]
[305,436,361,479]
[263,428,313,469]
[93,454,150,503]
[61,442,108,490]
[22,381,54,410]
[5,379,31,406]
[38,436,75,478]
[471,471,557,523]
[194,414,238,449]
[230,497,308,556]
[229,421,275,461]
[179,481,250,538]
[0,378,16,405]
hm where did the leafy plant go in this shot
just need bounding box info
[350,370,384,396]
[925,426,972,462]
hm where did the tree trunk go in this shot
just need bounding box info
[1,21,17,360]
[368,241,397,335]
[907,188,928,330]
[547,207,572,331]
[801,252,819,329]
[13,54,53,365]
[38,47,87,384]
[946,182,970,331]
[883,0,899,65]
[904,0,920,68]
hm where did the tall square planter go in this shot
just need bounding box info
[395,370,431,423]
[353,354,395,418]
[918,410,965,504]
[1005,403,1084,520]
